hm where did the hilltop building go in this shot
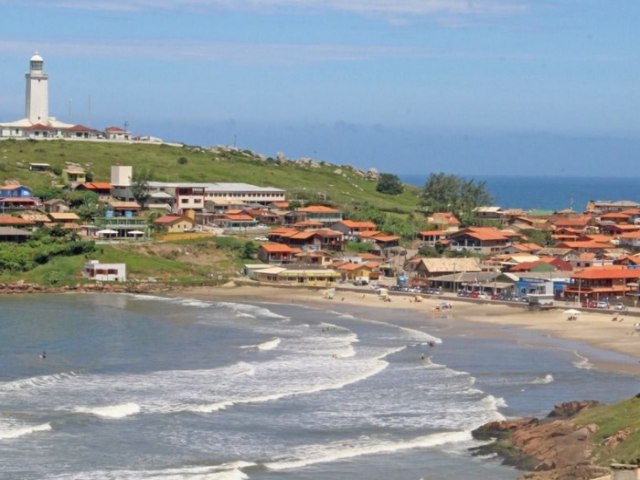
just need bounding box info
[0,54,130,141]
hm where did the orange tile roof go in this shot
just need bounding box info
[457,227,508,241]
[339,220,377,229]
[572,266,640,280]
[154,215,190,224]
[419,230,448,237]
[337,262,373,272]
[298,205,340,213]
[290,231,317,240]
[372,234,400,242]
[0,215,33,225]
[81,182,112,190]
[619,231,640,239]
[601,212,630,220]
[358,230,382,238]
[260,243,298,253]
[558,240,612,249]
[225,214,254,221]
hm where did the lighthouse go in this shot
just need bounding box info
[25,53,49,125]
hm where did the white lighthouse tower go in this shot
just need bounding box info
[25,53,49,125]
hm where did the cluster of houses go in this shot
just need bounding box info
[247,202,640,307]
[3,160,640,305]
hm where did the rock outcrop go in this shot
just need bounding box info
[471,401,610,480]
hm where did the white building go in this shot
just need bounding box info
[83,260,127,282]
[0,54,127,141]
[146,181,286,213]
[0,53,80,139]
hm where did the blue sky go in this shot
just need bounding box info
[0,0,639,176]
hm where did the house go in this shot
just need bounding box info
[294,250,334,267]
[0,196,39,211]
[600,223,640,236]
[16,212,51,227]
[0,215,35,228]
[473,206,503,222]
[76,181,112,201]
[405,257,482,285]
[548,213,593,232]
[106,200,142,218]
[153,214,194,233]
[251,266,339,287]
[417,229,448,247]
[502,242,543,255]
[28,162,50,172]
[0,226,32,242]
[556,239,614,255]
[215,212,259,229]
[586,200,640,214]
[331,220,378,239]
[44,198,71,213]
[63,166,86,186]
[297,205,343,225]
[0,183,37,210]
[448,227,511,255]
[82,260,127,282]
[258,243,301,264]
[564,266,640,302]
[0,183,33,198]
[616,231,640,251]
[426,211,461,231]
[267,228,345,252]
[105,126,131,141]
[48,212,81,229]
[335,261,381,283]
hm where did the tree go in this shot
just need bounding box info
[131,168,152,206]
[420,173,492,218]
[376,173,404,195]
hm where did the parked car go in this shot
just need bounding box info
[614,303,627,311]
[469,291,480,298]
[581,301,597,308]
[596,301,609,309]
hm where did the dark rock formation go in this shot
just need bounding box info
[471,401,606,480]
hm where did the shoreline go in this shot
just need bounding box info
[177,284,640,376]
[3,280,638,375]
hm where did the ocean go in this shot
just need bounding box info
[1,293,639,480]
[400,175,640,212]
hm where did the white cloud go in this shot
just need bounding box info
[0,39,423,65]
[1,0,529,17]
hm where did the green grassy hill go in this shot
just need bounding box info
[576,396,640,465]
[0,139,422,213]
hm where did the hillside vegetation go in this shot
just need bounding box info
[0,139,422,213]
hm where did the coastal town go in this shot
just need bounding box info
[2,51,640,480]
[2,54,640,315]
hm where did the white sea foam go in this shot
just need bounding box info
[0,371,80,393]
[265,430,472,471]
[256,337,281,351]
[47,462,255,480]
[75,402,141,418]
[530,374,554,385]
[573,352,593,370]
[0,422,51,440]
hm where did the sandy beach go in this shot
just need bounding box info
[179,284,640,376]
